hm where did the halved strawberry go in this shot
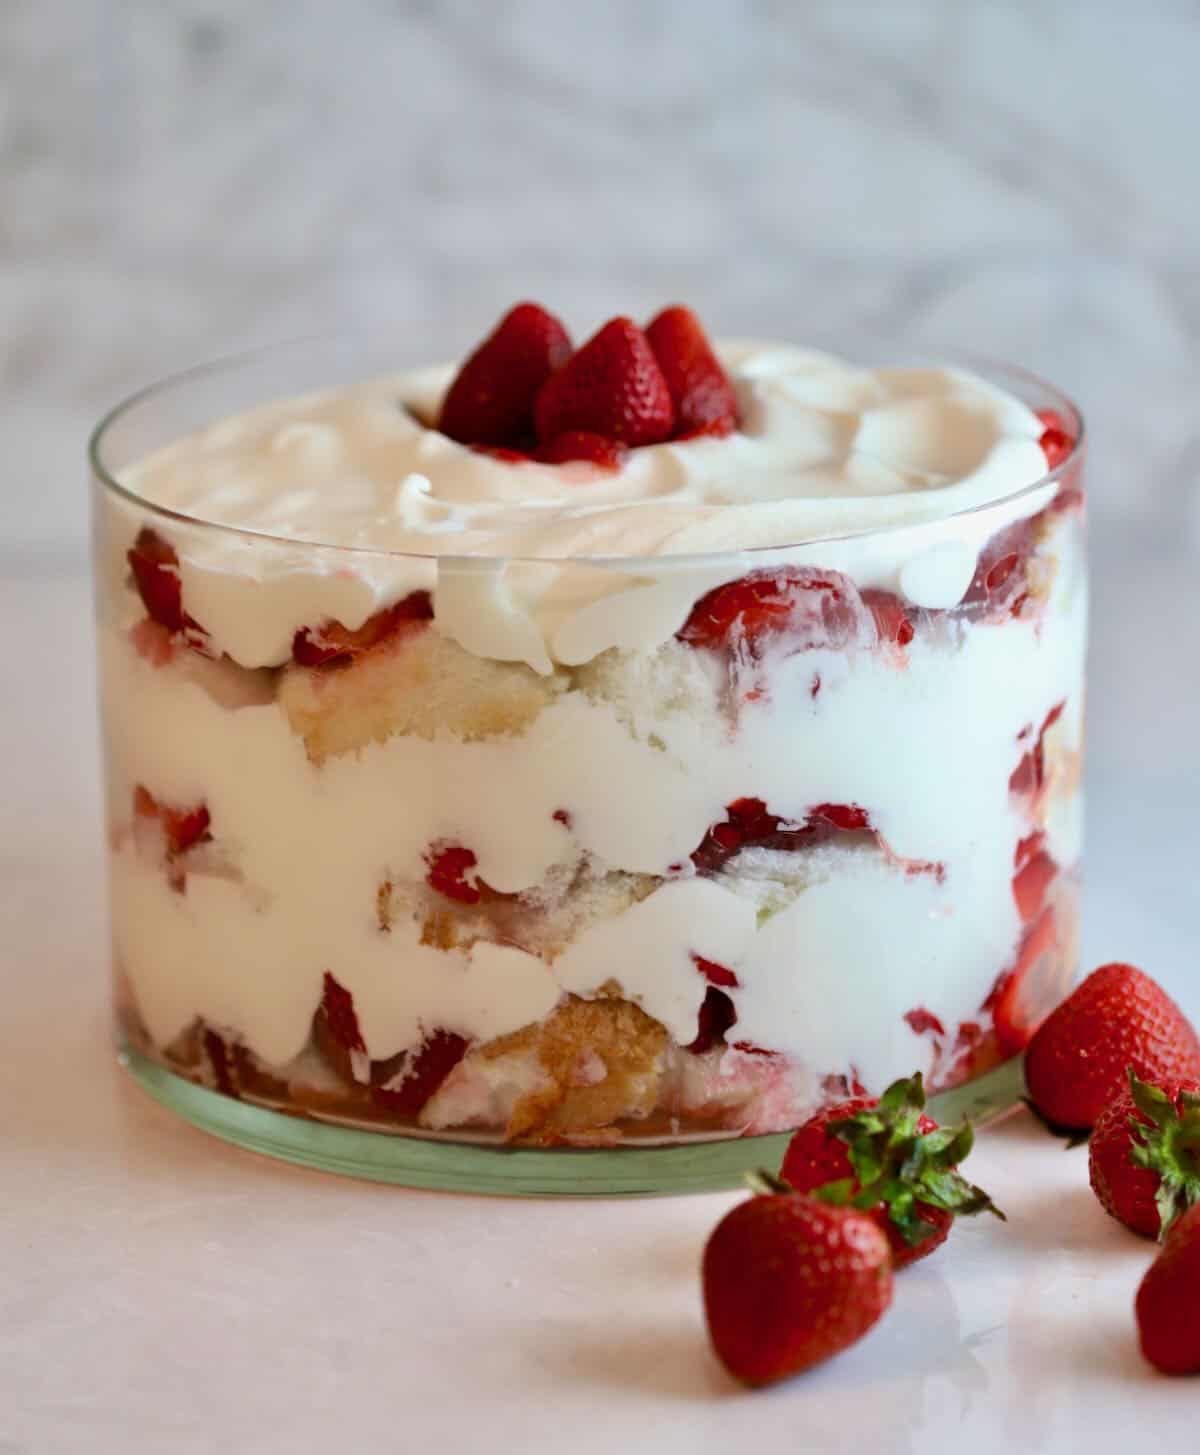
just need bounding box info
[533,430,628,470]
[645,305,739,437]
[292,591,432,667]
[678,567,864,655]
[438,302,571,448]
[534,317,674,448]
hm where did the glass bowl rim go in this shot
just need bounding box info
[88,332,1086,568]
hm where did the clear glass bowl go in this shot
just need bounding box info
[91,339,1086,1195]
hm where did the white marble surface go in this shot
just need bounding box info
[3,2,1200,1449]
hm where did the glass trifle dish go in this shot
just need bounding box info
[92,304,1086,1193]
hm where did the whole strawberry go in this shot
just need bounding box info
[1089,1071,1200,1240]
[645,304,739,436]
[534,317,674,448]
[703,1174,892,1385]
[1025,963,1200,1131]
[438,301,571,448]
[1136,1202,1200,1374]
[781,1073,1003,1269]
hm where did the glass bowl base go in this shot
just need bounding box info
[119,1041,1025,1197]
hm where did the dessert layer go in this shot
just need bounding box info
[101,504,1085,1100]
[101,348,1065,672]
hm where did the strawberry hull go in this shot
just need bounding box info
[94,338,1087,1150]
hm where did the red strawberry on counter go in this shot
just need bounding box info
[1089,1071,1200,1240]
[780,1072,1003,1269]
[703,1173,893,1385]
[438,302,572,448]
[1136,1202,1200,1374]
[645,304,739,437]
[534,317,674,448]
[1025,963,1200,1132]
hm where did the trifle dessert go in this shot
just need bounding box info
[93,303,1086,1151]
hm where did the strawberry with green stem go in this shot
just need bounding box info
[1089,1070,1200,1240]
[781,1072,1004,1268]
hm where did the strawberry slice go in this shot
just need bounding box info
[127,528,209,647]
[534,317,674,448]
[134,785,212,892]
[690,797,872,875]
[861,588,915,648]
[438,302,571,448]
[203,1029,238,1097]
[128,528,186,631]
[962,517,1036,621]
[1036,408,1075,471]
[678,568,864,654]
[372,1029,471,1116]
[694,955,740,989]
[991,907,1059,1054]
[318,971,366,1055]
[645,305,739,437]
[533,431,628,470]
[687,986,738,1053]
[1013,843,1058,923]
[425,844,482,904]
[292,591,432,667]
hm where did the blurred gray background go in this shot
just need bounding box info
[2,0,1198,983]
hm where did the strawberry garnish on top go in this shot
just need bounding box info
[702,1172,893,1385]
[1089,1071,1200,1241]
[438,302,571,449]
[436,303,740,465]
[780,1072,1003,1269]
[1025,962,1200,1132]
[645,304,739,437]
[533,430,629,470]
[534,316,674,448]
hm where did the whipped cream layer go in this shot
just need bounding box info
[107,348,1060,673]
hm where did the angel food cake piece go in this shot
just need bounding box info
[97,303,1086,1145]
